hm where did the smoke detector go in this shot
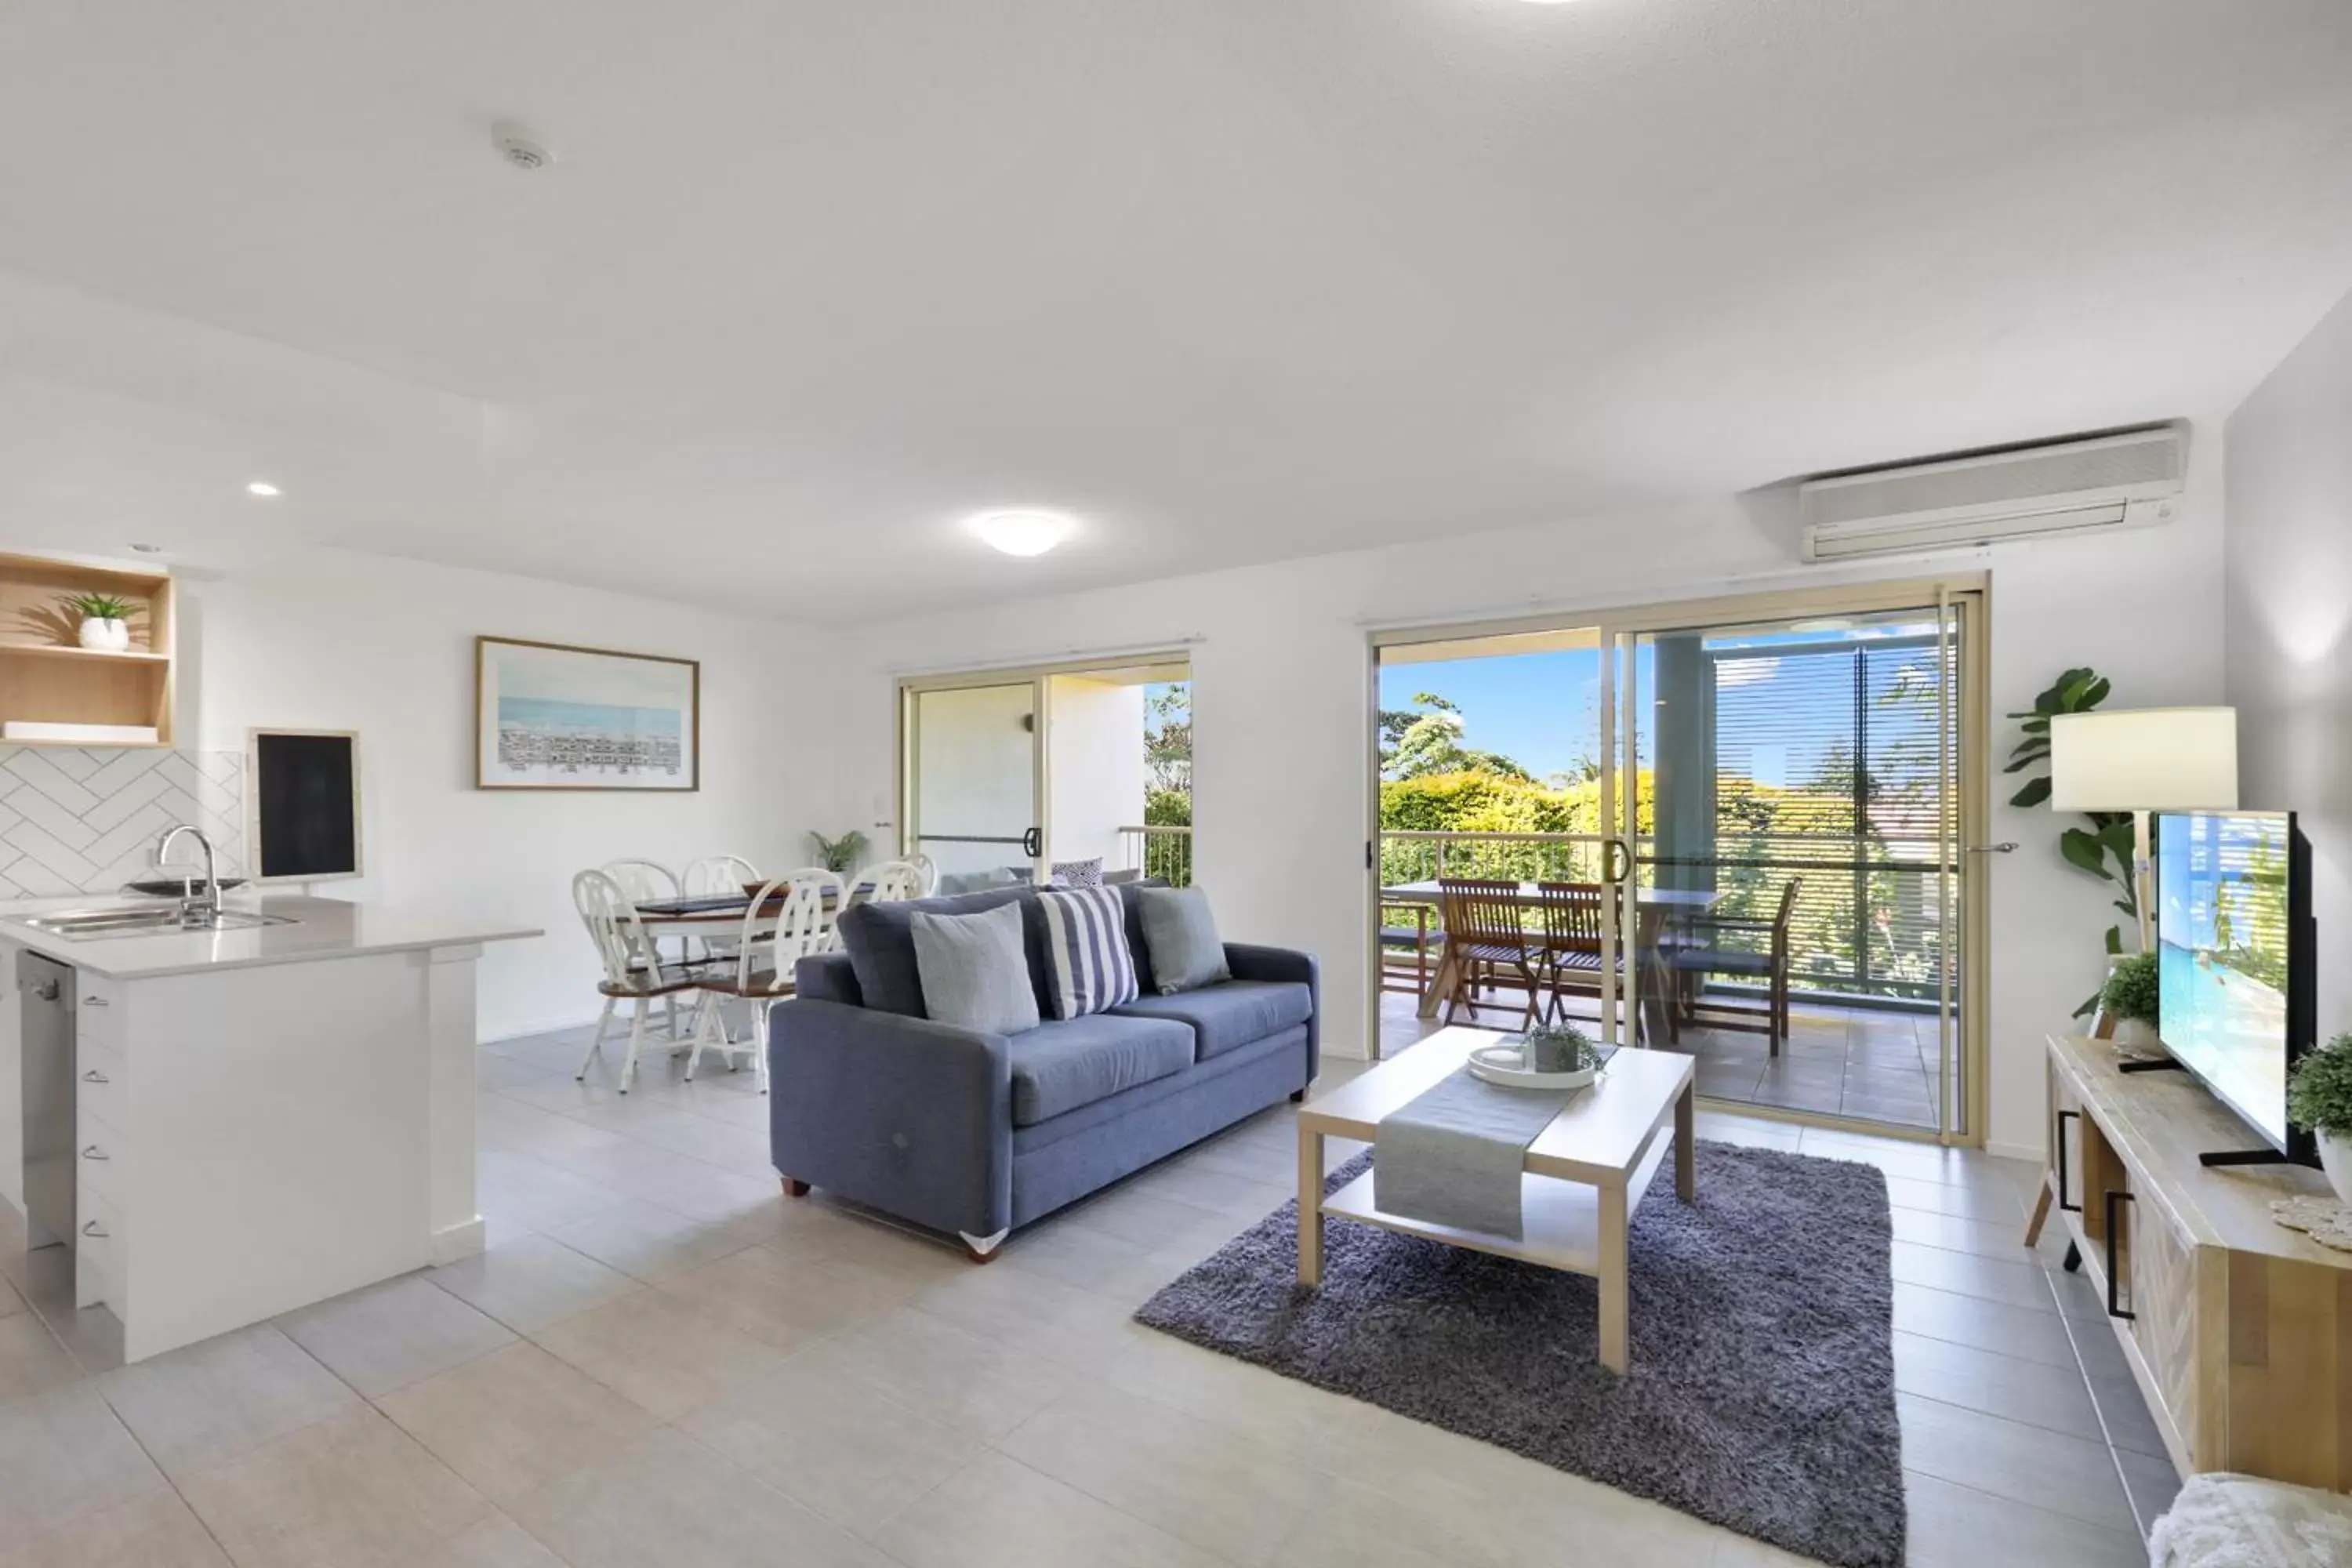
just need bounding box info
[492,122,555,172]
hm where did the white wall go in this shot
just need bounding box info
[1046,676,1146,873]
[832,477,2229,1160]
[175,548,827,1040]
[2225,284,2352,1038]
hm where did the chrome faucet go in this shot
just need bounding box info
[155,824,220,926]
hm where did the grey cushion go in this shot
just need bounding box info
[1005,1013,1194,1127]
[1115,878,1169,995]
[1138,885,1230,994]
[938,868,1020,896]
[1112,979,1313,1062]
[837,886,1044,1018]
[910,903,1040,1035]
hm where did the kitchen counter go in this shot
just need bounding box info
[1,895,539,1362]
[0,895,540,979]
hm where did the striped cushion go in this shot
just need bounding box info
[1036,886,1140,1020]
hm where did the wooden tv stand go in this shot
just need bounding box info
[2027,1033,2352,1489]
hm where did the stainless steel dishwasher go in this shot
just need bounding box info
[19,949,75,1251]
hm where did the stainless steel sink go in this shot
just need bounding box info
[20,906,296,941]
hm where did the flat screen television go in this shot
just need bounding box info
[2154,809,2316,1161]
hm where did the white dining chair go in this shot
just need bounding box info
[860,859,927,905]
[685,870,845,1091]
[905,852,939,897]
[601,858,682,905]
[683,855,760,896]
[573,869,704,1094]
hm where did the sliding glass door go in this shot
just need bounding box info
[1602,594,1981,1138]
[1369,581,1984,1142]
[903,680,1044,882]
[898,655,1193,887]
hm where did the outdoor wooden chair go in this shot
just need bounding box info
[1666,877,1802,1054]
[1379,901,1438,1002]
[1436,878,1543,1029]
[1531,881,1653,1043]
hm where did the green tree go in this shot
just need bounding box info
[1144,684,1191,794]
[1378,693,1533,782]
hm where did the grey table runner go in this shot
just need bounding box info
[1373,1067,1572,1240]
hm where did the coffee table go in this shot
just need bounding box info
[1296,1026,1695,1374]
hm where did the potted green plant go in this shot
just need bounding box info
[2099,950,2161,1053]
[61,590,136,653]
[807,829,869,878]
[2288,1035,2352,1204]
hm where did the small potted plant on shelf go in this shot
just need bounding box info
[2100,950,2161,1054]
[2288,1034,2352,1204]
[60,590,136,653]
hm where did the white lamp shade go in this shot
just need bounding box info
[2048,708,2238,812]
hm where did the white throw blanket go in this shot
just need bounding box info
[2149,1472,2352,1568]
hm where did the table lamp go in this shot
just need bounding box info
[2048,707,2239,953]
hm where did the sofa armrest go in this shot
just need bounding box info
[765,998,1013,1238]
[1223,944,1320,1082]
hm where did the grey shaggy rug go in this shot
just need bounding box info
[1134,1140,1904,1568]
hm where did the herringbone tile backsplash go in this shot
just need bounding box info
[0,746,245,899]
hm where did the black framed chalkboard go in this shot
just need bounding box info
[249,730,361,881]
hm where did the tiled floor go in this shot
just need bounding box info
[1381,990,1944,1130]
[0,1019,2172,1566]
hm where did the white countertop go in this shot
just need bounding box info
[0,895,540,979]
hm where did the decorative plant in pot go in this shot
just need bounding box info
[2287,1035,2352,1205]
[60,591,136,653]
[1468,1020,1608,1088]
[2098,951,2161,1054]
[807,829,868,878]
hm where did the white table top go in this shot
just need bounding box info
[1302,1027,1693,1185]
[0,895,540,979]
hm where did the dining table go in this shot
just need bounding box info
[1378,879,1726,1038]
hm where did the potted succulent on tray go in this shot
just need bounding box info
[2288,1034,2352,1205]
[1471,1021,1607,1089]
[2099,950,2161,1054]
[60,590,136,653]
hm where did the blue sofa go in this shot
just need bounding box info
[768,883,1317,1260]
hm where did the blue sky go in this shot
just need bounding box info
[1380,649,1602,782]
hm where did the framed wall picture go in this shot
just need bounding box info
[475,637,700,791]
[249,728,364,880]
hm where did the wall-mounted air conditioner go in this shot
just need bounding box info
[1798,426,2187,563]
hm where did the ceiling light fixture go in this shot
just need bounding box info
[127,543,164,554]
[247,481,281,497]
[967,509,1076,557]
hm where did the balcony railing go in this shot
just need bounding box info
[1116,824,1193,887]
[1377,829,1947,1006]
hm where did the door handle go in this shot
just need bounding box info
[81,1221,108,1240]
[82,995,109,1007]
[81,1145,108,1162]
[1965,843,2019,855]
[2055,1109,2080,1213]
[2103,1190,2136,1320]
[82,1069,110,1085]
[1022,826,1041,858]
[31,980,58,1001]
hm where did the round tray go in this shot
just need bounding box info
[1467,1042,1598,1091]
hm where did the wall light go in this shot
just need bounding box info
[967,509,1076,557]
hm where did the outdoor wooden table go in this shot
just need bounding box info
[1378,880,1726,1036]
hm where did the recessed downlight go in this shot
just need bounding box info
[967,508,1076,557]
[247,481,281,497]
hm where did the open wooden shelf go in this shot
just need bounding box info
[0,643,172,663]
[0,553,175,746]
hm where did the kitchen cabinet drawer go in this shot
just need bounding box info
[77,1191,120,1311]
[74,976,125,1049]
[76,1107,125,1206]
[75,1043,124,1127]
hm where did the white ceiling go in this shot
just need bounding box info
[2,0,2350,619]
